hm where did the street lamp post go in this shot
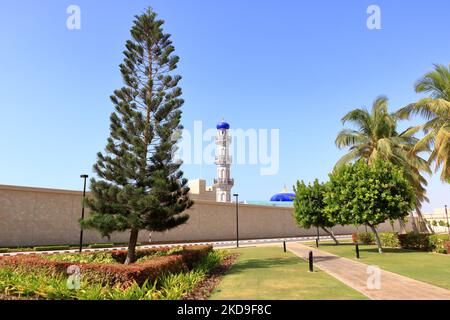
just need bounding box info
[316,226,319,248]
[445,205,450,236]
[233,194,239,248]
[79,174,88,253]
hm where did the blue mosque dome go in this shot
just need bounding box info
[270,186,295,202]
[216,120,230,130]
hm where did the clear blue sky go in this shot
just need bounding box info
[1,0,449,212]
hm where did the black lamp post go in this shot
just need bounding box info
[233,194,239,248]
[316,226,319,247]
[445,205,450,236]
[79,174,88,253]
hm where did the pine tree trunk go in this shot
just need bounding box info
[368,224,383,253]
[321,227,339,245]
[124,228,140,264]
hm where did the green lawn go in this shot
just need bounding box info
[210,246,367,300]
[307,242,450,290]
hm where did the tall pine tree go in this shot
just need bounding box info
[81,8,193,264]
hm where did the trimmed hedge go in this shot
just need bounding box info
[398,232,431,251]
[88,243,114,249]
[0,245,213,288]
[34,246,71,252]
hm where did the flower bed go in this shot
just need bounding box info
[0,245,213,288]
[0,248,229,300]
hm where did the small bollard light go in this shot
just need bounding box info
[308,251,314,272]
[283,241,286,252]
[355,242,360,259]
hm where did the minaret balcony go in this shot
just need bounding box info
[215,155,232,164]
[215,136,232,144]
[214,178,234,186]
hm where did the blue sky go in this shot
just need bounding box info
[0,0,449,212]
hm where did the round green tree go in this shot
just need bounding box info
[325,160,415,253]
[293,179,339,245]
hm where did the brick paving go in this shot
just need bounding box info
[288,242,450,300]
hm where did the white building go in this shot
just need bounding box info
[213,120,234,202]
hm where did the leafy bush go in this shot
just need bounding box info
[428,234,450,254]
[34,245,71,252]
[357,232,375,245]
[398,232,430,251]
[443,241,450,254]
[136,247,183,263]
[379,232,400,248]
[44,252,117,264]
[438,220,446,227]
[432,220,438,226]
[111,246,173,263]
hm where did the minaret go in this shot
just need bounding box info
[214,119,234,202]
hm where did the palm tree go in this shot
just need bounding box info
[335,96,432,233]
[396,64,450,182]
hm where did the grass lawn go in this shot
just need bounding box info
[307,242,450,290]
[210,246,367,300]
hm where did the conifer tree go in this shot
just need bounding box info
[81,8,193,264]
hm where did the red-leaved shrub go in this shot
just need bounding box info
[0,245,213,287]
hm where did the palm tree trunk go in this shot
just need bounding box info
[409,211,419,233]
[415,207,434,234]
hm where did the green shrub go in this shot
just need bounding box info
[379,232,400,247]
[0,249,8,253]
[34,245,71,252]
[438,220,446,227]
[398,232,430,251]
[136,247,183,263]
[428,234,450,254]
[357,232,375,245]
[43,252,117,264]
[88,243,114,249]
[432,220,438,226]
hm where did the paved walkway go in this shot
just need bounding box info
[288,242,450,300]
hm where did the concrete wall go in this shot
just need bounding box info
[0,184,148,247]
[0,184,411,247]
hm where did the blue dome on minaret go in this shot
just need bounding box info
[216,120,230,130]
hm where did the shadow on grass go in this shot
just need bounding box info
[358,247,423,254]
